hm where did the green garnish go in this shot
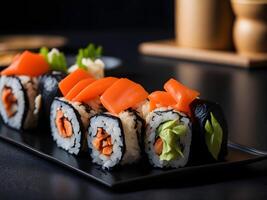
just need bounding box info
[204,112,223,160]
[156,120,188,161]
[39,47,49,58]
[76,43,103,68]
[39,47,67,73]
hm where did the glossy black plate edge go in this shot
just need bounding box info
[1,133,267,189]
[111,142,267,188]
[0,134,112,188]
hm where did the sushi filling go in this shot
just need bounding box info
[153,120,186,161]
[145,108,192,168]
[1,87,17,118]
[154,138,163,155]
[56,109,73,138]
[88,114,125,169]
[154,136,185,158]
[92,128,113,156]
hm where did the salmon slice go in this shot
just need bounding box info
[100,78,149,114]
[1,51,50,76]
[164,78,200,114]
[65,77,95,101]
[148,91,177,111]
[59,68,93,96]
[73,77,118,102]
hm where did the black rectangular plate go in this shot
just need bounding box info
[0,123,266,188]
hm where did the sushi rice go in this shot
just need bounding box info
[88,110,143,169]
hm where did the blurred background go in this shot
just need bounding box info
[0,0,174,34]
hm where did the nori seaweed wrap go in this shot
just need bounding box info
[38,71,66,129]
[50,97,97,155]
[0,75,40,130]
[190,99,228,164]
[144,108,193,168]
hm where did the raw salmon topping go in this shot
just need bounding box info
[1,51,50,76]
[163,78,200,114]
[65,77,95,101]
[73,77,118,102]
[59,68,93,96]
[100,78,149,114]
[148,91,177,111]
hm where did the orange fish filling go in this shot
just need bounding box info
[56,110,73,138]
[154,138,163,156]
[92,128,113,156]
[2,87,17,118]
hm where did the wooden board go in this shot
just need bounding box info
[0,51,19,67]
[139,40,267,68]
[0,35,67,51]
[0,35,68,67]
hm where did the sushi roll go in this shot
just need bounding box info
[0,76,40,130]
[50,97,97,155]
[145,108,192,168]
[87,78,148,169]
[190,98,228,162]
[88,109,144,169]
[143,79,200,168]
[0,51,50,130]
[49,69,104,154]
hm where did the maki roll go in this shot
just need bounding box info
[143,79,200,168]
[0,51,50,130]
[50,97,97,155]
[87,78,148,169]
[88,110,144,169]
[145,108,192,168]
[50,69,103,154]
[190,98,228,162]
[0,76,40,130]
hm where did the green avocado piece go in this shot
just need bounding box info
[204,112,223,160]
[156,120,188,161]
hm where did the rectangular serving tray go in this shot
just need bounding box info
[139,40,267,68]
[0,123,266,188]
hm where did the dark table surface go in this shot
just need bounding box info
[1,31,267,199]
